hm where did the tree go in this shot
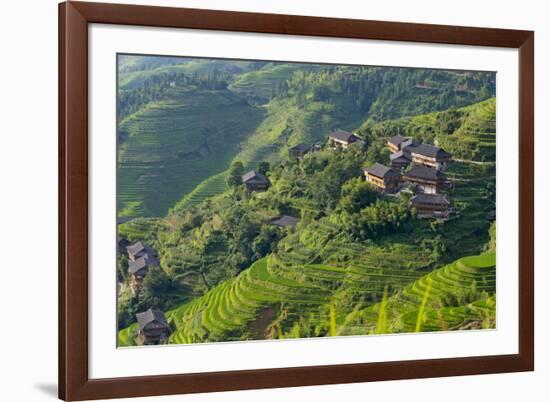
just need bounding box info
[140,267,175,309]
[251,225,281,259]
[485,221,496,252]
[257,161,270,175]
[339,177,378,213]
[226,161,244,188]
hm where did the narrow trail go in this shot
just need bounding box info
[453,158,496,166]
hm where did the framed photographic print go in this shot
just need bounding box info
[59,1,534,400]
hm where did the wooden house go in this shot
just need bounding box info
[126,241,159,266]
[270,215,300,229]
[136,308,170,345]
[288,143,311,159]
[242,170,270,192]
[406,143,450,171]
[410,193,450,219]
[328,130,364,149]
[126,241,146,261]
[128,256,148,293]
[387,134,408,153]
[403,165,448,194]
[390,150,412,170]
[364,163,401,193]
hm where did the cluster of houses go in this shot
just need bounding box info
[241,129,453,220]
[119,130,458,345]
[117,239,159,294]
[364,134,452,219]
[117,239,170,345]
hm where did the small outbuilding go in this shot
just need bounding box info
[328,130,364,149]
[136,308,170,345]
[270,215,300,229]
[364,163,401,193]
[410,193,451,219]
[242,170,270,192]
[288,143,311,159]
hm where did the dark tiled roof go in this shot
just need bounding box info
[364,163,401,179]
[411,193,450,206]
[136,308,169,330]
[390,150,411,162]
[241,170,269,184]
[387,134,407,146]
[329,129,360,143]
[404,165,446,181]
[401,138,420,149]
[126,241,145,257]
[409,143,450,159]
[128,256,148,274]
[289,143,310,153]
[270,215,300,228]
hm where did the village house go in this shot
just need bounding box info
[126,241,159,265]
[270,215,300,229]
[403,165,448,194]
[390,150,412,170]
[387,134,408,153]
[126,241,147,261]
[328,129,364,149]
[128,256,148,293]
[364,163,401,193]
[125,241,159,293]
[288,143,311,159]
[136,308,170,345]
[406,143,450,171]
[241,170,270,192]
[410,193,451,219]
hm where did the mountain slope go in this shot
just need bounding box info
[117,58,495,219]
[118,85,265,217]
[118,251,495,346]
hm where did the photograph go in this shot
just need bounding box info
[115,54,497,347]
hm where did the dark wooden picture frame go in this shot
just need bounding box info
[59,1,534,400]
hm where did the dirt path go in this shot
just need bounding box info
[453,158,496,166]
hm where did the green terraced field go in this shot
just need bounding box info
[438,98,496,161]
[170,171,228,213]
[117,86,265,217]
[229,63,318,105]
[118,250,495,346]
[339,252,496,335]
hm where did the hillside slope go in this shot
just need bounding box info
[359,97,496,162]
[118,251,495,346]
[117,86,265,217]
[117,57,495,218]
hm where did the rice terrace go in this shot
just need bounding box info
[116,54,497,347]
